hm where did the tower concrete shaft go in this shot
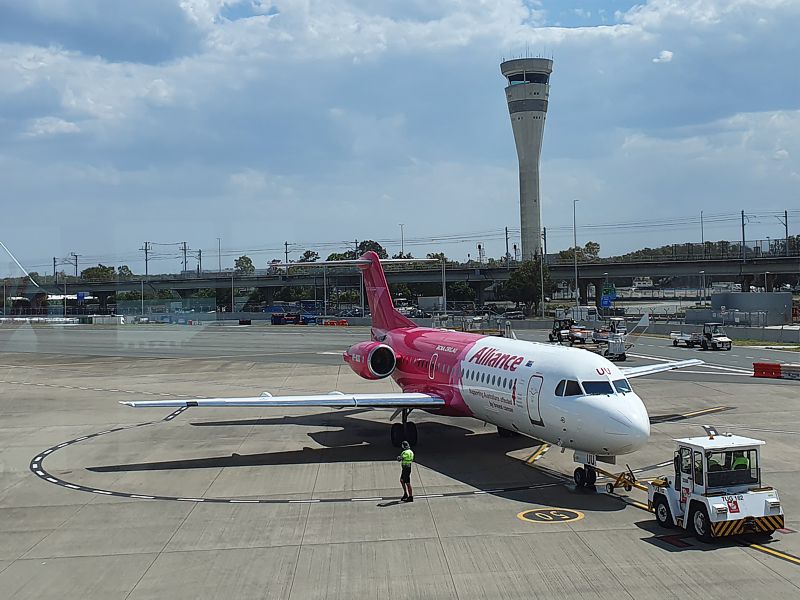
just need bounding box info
[501,58,552,261]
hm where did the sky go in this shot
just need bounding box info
[1,0,799,276]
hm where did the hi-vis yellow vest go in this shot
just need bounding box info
[401,449,414,466]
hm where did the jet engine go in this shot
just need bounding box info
[344,341,396,380]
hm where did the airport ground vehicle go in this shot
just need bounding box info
[700,323,732,351]
[270,312,316,325]
[548,318,575,342]
[647,433,784,541]
[670,330,703,348]
[591,317,627,343]
[671,323,732,350]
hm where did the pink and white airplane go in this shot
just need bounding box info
[123,252,701,486]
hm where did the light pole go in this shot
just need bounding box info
[399,223,405,256]
[764,271,769,293]
[441,258,447,314]
[231,273,234,313]
[140,279,144,316]
[573,199,580,311]
[700,210,705,258]
[217,238,222,272]
[2,280,5,315]
[699,270,705,305]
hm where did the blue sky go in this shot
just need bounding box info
[1,0,798,275]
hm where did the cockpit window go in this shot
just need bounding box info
[613,379,632,394]
[563,380,582,396]
[555,380,566,396]
[582,381,614,395]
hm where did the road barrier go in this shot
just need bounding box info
[323,319,349,327]
[753,362,800,380]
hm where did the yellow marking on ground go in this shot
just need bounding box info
[680,406,731,419]
[747,543,800,566]
[525,443,550,464]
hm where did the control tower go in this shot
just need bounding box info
[501,58,553,261]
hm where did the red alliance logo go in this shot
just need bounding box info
[469,347,525,371]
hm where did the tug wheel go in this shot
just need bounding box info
[691,506,713,542]
[654,496,674,529]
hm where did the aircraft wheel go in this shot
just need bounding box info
[573,467,586,488]
[585,466,597,487]
[390,423,404,448]
[404,422,418,446]
[654,496,674,529]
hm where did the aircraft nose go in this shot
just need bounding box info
[603,394,650,453]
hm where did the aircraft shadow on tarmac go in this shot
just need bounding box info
[87,409,624,511]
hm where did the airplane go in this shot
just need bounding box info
[122,251,702,487]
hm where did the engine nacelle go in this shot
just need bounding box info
[344,341,396,380]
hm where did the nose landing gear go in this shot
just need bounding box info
[573,465,597,488]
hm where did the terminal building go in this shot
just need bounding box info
[501,57,553,261]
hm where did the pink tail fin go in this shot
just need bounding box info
[358,252,415,334]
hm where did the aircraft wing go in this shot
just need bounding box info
[120,392,445,409]
[621,359,703,379]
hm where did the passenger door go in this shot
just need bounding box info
[428,353,438,380]
[526,375,544,426]
[678,446,693,514]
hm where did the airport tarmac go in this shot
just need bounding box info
[2,323,800,599]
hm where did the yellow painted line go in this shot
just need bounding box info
[680,406,731,419]
[747,543,800,566]
[525,443,550,465]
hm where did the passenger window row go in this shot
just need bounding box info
[462,370,515,390]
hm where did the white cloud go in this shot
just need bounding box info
[23,116,80,137]
[652,49,673,63]
[1,0,800,269]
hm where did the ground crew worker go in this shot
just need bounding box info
[397,441,414,502]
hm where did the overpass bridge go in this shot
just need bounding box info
[5,253,798,309]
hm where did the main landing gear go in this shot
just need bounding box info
[390,409,417,447]
[573,465,597,489]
